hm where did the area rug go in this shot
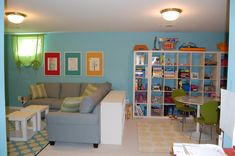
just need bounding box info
[137,119,196,153]
[7,122,48,156]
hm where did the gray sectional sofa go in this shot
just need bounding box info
[25,82,112,148]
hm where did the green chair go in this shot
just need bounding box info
[194,100,219,144]
[172,89,196,131]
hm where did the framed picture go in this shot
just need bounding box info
[86,51,103,77]
[44,52,61,76]
[191,72,199,79]
[64,52,81,76]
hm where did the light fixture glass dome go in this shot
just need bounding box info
[160,8,182,21]
[5,12,26,24]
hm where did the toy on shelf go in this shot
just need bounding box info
[217,42,228,52]
[205,54,217,65]
[135,105,144,116]
[164,86,172,91]
[151,105,162,116]
[191,84,199,92]
[136,54,145,65]
[204,71,212,79]
[166,57,173,65]
[135,79,146,91]
[204,84,215,93]
[178,80,183,89]
[152,83,161,91]
[181,79,190,92]
[178,68,190,78]
[135,93,147,103]
[151,96,163,103]
[221,57,228,66]
[159,38,178,50]
[160,54,165,65]
[152,56,160,65]
[179,42,206,51]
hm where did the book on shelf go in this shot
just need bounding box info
[152,67,163,77]
[135,68,145,77]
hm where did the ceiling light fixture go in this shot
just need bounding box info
[5,12,26,24]
[160,8,182,21]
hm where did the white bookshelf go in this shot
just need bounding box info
[133,50,227,118]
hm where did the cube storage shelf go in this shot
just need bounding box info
[133,50,228,118]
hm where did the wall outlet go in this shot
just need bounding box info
[17,96,22,101]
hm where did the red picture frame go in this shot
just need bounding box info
[44,52,61,76]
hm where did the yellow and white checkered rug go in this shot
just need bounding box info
[7,122,48,156]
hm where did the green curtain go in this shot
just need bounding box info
[12,34,44,70]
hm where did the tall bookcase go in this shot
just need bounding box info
[133,50,228,118]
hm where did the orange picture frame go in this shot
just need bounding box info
[86,51,103,77]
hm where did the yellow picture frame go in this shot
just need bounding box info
[86,51,103,77]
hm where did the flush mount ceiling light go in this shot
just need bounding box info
[160,8,182,21]
[5,12,26,24]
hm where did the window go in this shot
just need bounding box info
[12,34,44,69]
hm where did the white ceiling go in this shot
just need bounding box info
[4,0,229,33]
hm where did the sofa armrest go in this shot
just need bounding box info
[47,104,100,125]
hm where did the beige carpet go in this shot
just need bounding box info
[137,119,197,153]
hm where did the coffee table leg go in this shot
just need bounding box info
[15,121,20,131]
[37,112,41,131]
[45,108,49,115]
[21,120,27,141]
[32,115,37,132]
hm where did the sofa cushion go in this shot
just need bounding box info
[44,83,60,98]
[26,98,63,110]
[61,96,84,112]
[90,82,112,104]
[82,84,98,96]
[47,111,99,125]
[80,96,96,113]
[80,82,112,113]
[30,84,48,99]
[60,83,81,98]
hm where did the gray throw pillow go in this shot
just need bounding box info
[80,96,96,113]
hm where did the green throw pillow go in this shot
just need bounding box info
[30,84,48,99]
[61,96,84,112]
[82,84,98,96]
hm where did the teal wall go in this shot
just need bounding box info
[0,0,7,155]
[5,32,226,107]
[223,0,235,148]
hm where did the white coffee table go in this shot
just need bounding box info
[21,105,49,131]
[7,111,37,141]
